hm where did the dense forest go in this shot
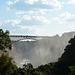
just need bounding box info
[0,29,75,75]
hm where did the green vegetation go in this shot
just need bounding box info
[0,29,75,75]
[0,29,12,52]
[0,53,17,75]
[68,66,75,75]
[0,29,16,75]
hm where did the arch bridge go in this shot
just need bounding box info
[9,35,50,41]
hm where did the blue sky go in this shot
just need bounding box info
[0,0,75,36]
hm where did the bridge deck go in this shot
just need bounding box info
[9,35,50,41]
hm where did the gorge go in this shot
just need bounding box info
[9,31,75,67]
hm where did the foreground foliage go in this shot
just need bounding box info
[0,53,17,75]
[0,29,12,52]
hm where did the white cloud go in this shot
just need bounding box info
[24,0,38,4]
[38,10,46,14]
[6,0,19,6]
[18,25,45,35]
[42,0,63,10]
[53,12,75,24]
[16,11,25,14]
[14,0,19,3]
[16,10,46,15]
[67,0,75,4]
[16,11,34,15]
[6,7,11,11]
[6,1,13,5]
[6,0,63,13]
[17,25,32,30]
[4,20,21,26]
[18,25,41,31]
[0,20,21,27]
[23,15,32,20]
[26,11,34,14]
[22,15,50,24]
[11,20,21,26]
[33,16,50,24]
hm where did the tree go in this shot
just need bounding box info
[12,68,27,75]
[0,53,17,75]
[23,63,34,75]
[0,29,12,52]
[23,63,33,71]
[53,36,75,75]
[69,66,75,75]
[0,29,16,75]
[59,36,75,66]
[32,70,42,75]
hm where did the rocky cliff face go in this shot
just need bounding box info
[9,31,75,67]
